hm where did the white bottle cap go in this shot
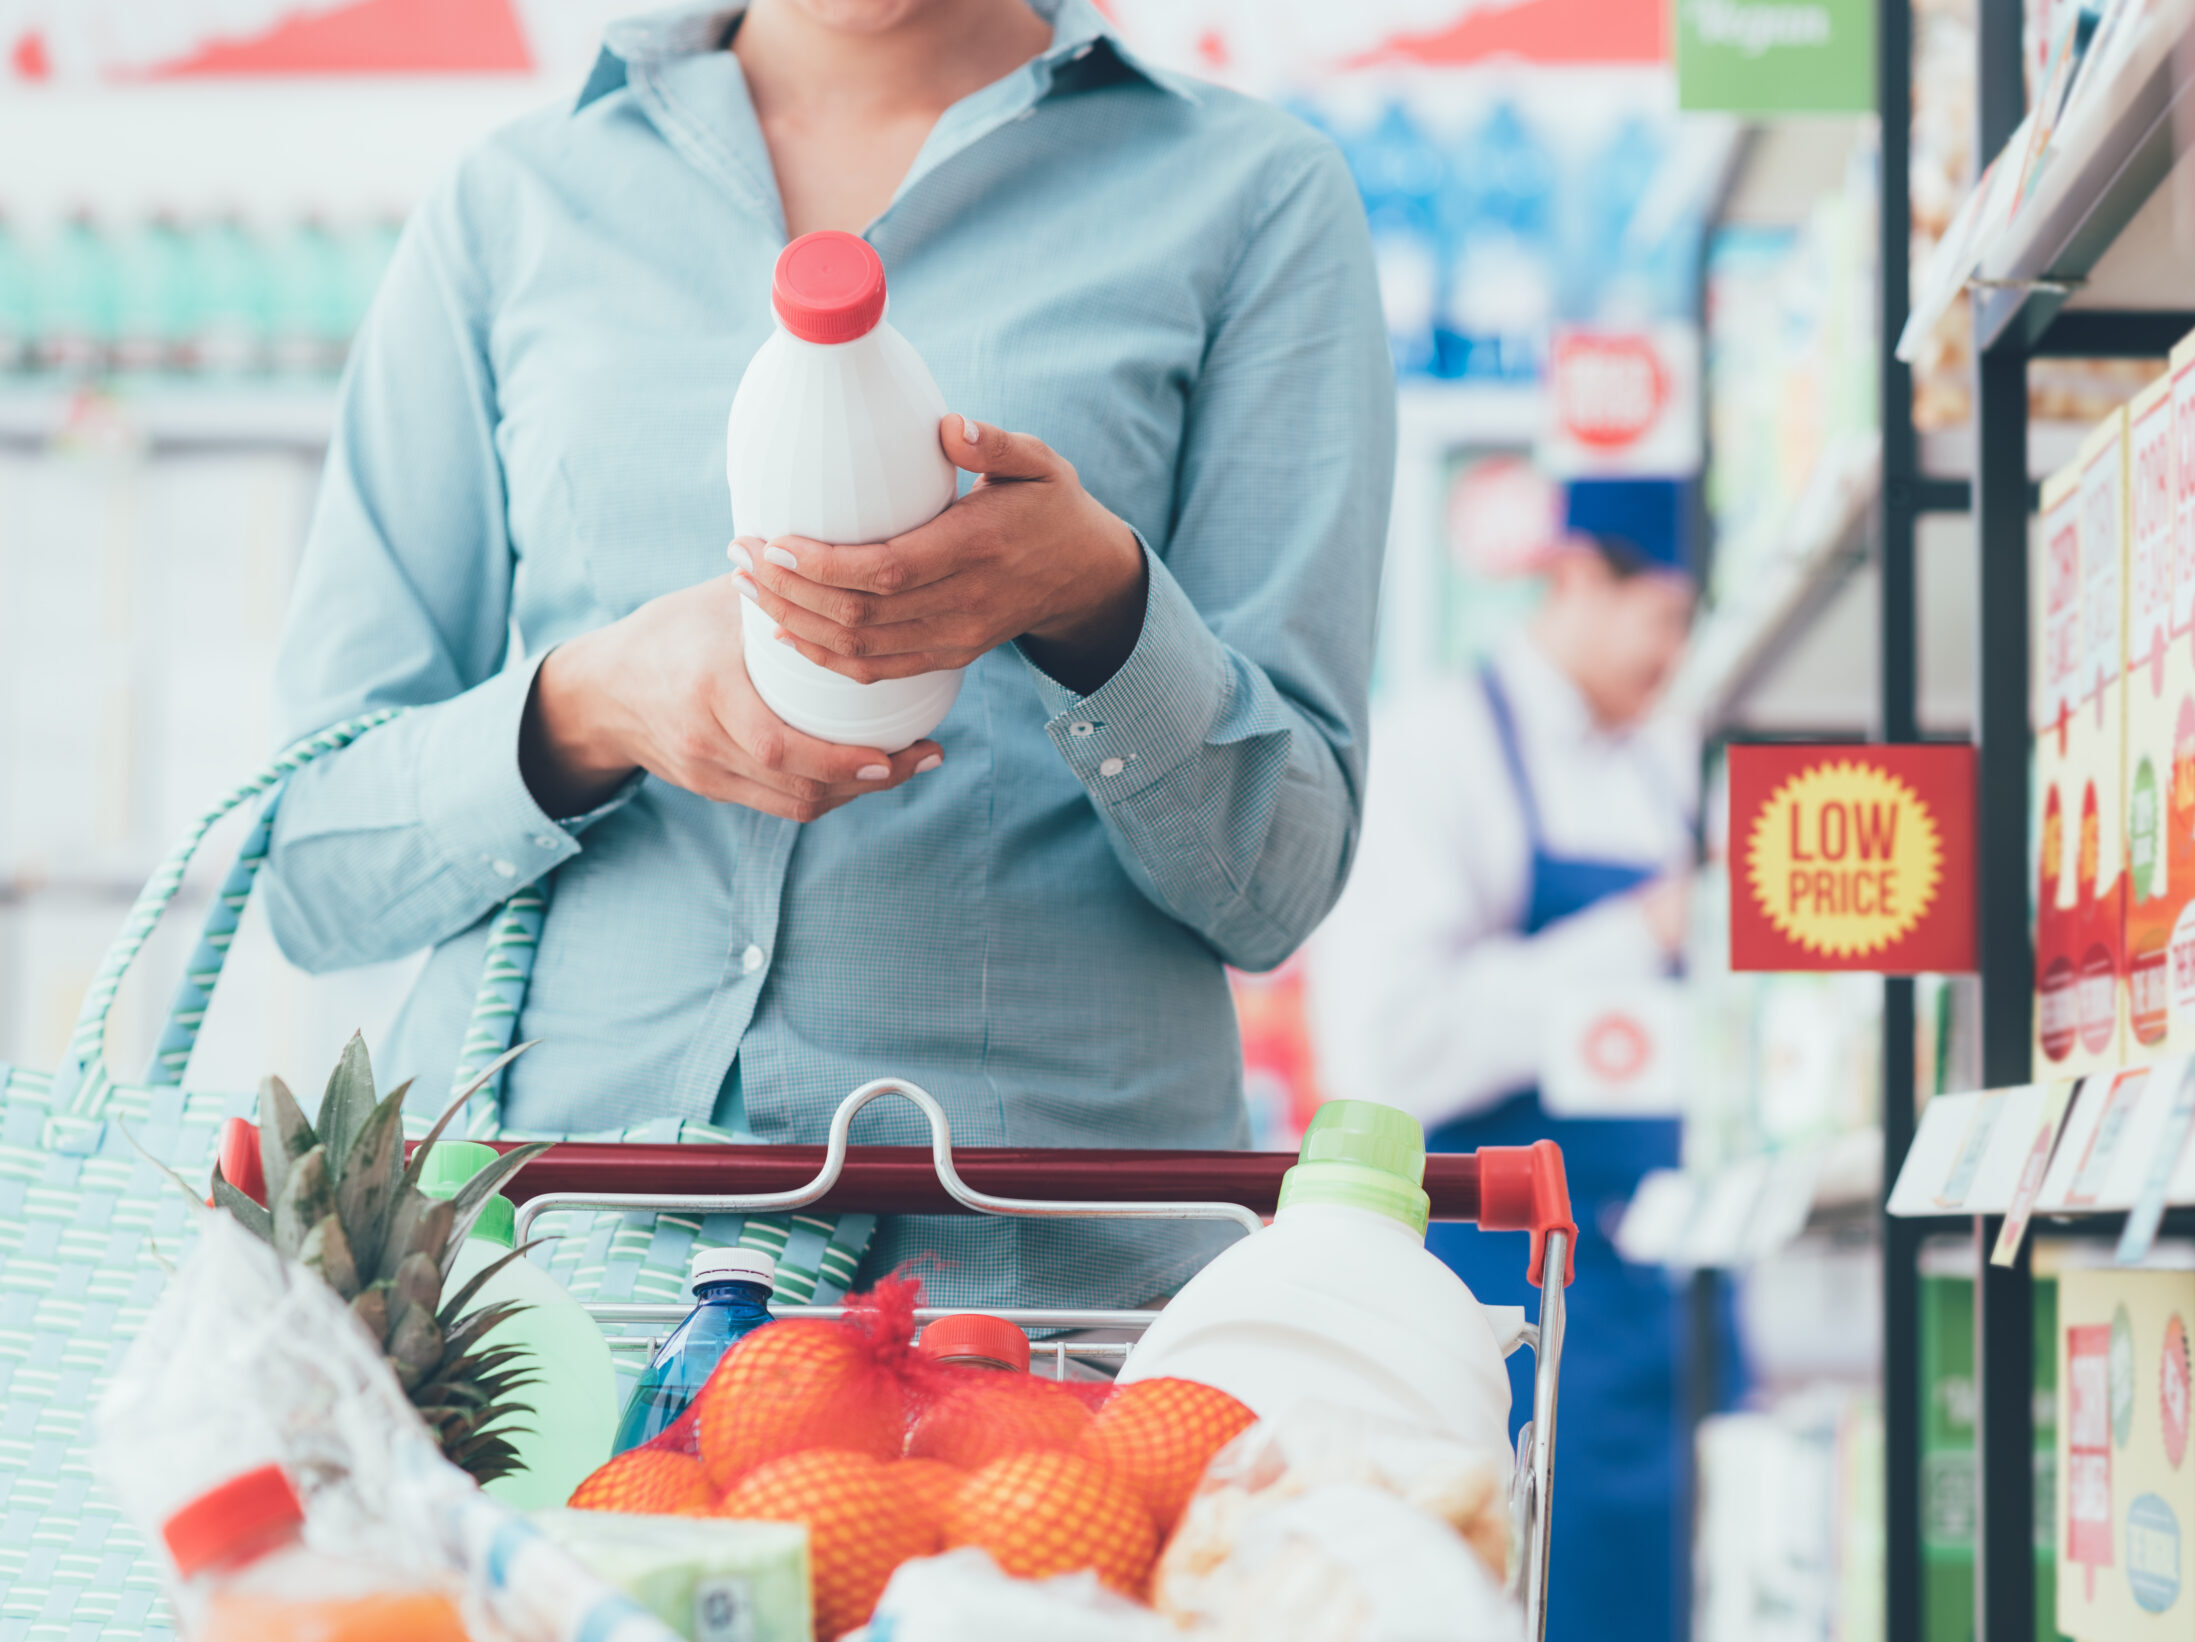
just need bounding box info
[690,1247,777,1295]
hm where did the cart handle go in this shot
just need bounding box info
[510,1078,1270,1244]
[1476,1139,1577,1288]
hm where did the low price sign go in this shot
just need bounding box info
[1729,744,1977,973]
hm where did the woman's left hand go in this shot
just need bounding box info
[729,416,1149,697]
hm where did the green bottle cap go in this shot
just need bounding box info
[1275,1100,1431,1238]
[417,1139,515,1248]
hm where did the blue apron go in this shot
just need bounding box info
[1425,664,1685,1642]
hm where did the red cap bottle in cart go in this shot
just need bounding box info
[1118,1100,1515,1460]
[726,230,962,750]
[161,1464,468,1642]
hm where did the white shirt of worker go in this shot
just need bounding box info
[1307,630,1698,1129]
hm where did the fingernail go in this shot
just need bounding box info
[764,544,800,571]
[960,416,980,445]
[774,628,796,647]
[727,542,754,573]
[856,764,890,781]
[915,753,943,774]
[732,572,759,601]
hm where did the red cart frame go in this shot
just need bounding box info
[505,1079,1577,1640]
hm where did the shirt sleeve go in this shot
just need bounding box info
[1305,688,1670,1130]
[260,170,637,975]
[1016,138,1394,973]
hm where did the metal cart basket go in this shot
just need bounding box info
[505,1079,1578,1641]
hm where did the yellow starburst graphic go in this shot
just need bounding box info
[1745,761,1943,959]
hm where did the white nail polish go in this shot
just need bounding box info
[727,542,753,572]
[856,764,890,781]
[764,545,800,571]
[960,416,980,446]
[774,628,796,646]
[732,572,759,601]
[915,753,943,774]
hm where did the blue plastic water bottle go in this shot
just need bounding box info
[611,1247,778,1455]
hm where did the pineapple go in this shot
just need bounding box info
[210,1033,552,1485]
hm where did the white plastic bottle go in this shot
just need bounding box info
[726,230,962,751]
[1118,1101,1514,1460]
[421,1141,620,1510]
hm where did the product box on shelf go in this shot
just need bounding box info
[2056,1267,2193,1640]
[2125,375,2188,1060]
[2035,411,2129,1079]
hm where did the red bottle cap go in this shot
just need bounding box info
[917,1313,1031,1372]
[772,231,887,345]
[162,1464,304,1579]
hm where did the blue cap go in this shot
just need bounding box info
[1563,478,1693,579]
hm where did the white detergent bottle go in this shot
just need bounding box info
[726,230,962,750]
[1118,1101,1514,1460]
[420,1141,620,1510]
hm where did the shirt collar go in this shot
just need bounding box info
[576,0,1195,114]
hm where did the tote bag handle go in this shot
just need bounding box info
[48,711,404,1117]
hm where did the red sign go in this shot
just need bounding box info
[1728,744,1978,974]
[1539,322,1701,478]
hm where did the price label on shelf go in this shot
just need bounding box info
[1991,1078,2082,1265]
[2117,1057,2195,1264]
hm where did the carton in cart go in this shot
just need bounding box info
[2125,374,2188,1059]
[2055,1267,2193,1639]
[2036,411,2129,1078]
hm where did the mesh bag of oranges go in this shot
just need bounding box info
[568,1276,1257,1640]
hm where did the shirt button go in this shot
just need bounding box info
[1098,757,1126,777]
[532,834,557,850]
[489,858,517,879]
[1072,42,1094,59]
[1069,721,1095,738]
[741,944,766,974]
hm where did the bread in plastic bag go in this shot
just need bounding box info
[1152,1402,1521,1641]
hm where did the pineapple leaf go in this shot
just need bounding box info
[439,1145,554,1280]
[318,1032,379,1182]
[333,1089,408,1279]
[399,1042,536,1195]
[271,1146,334,1261]
[114,1121,214,1217]
[392,1249,443,1317]
[385,1296,443,1391]
[435,1306,524,1366]
[259,1076,318,1214]
[380,1197,455,1287]
[298,1212,361,1300]
[210,1166,274,1241]
[350,1281,392,1347]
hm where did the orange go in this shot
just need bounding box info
[1079,1377,1257,1537]
[893,1458,966,1535]
[695,1320,907,1492]
[906,1374,1094,1470]
[723,1449,936,1641]
[945,1450,1158,1598]
[567,1447,714,1514]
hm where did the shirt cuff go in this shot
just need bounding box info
[1017,541,1233,802]
[415,650,641,903]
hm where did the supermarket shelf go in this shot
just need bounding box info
[1615,1127,1883,1270]
[1887,1075,2195,1222]
[1970,10,2195,354]
[0,383,336,450]
[1672,434,1881,729]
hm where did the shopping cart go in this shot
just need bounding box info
[505,1078,1577,1640]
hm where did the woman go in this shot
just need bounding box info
[263,0,1393,1309]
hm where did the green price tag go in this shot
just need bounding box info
[1675,0,1876,114]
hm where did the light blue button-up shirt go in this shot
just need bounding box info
[263,0,1394,1308]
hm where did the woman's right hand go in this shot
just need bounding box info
[519,572,943,822]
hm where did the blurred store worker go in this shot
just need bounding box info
[1309,475,1698,1642]
[258,0,1394,1312]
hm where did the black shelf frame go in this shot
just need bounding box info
[1879,1,2195,1639]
